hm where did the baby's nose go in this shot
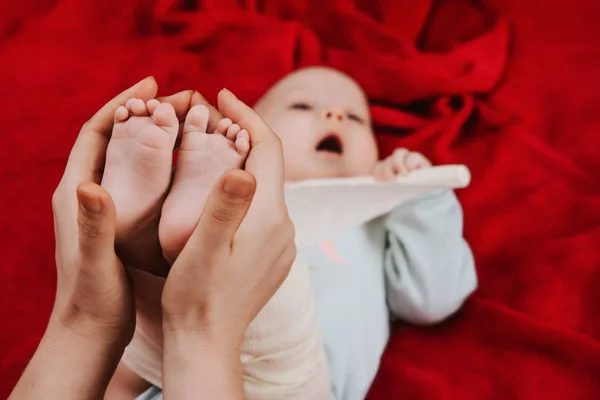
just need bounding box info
[322,108,346,123]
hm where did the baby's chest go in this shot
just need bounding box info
[300,225,390,362]
[300,224,387,311]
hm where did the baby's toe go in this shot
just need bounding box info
[214,118,233,135]
[127,98,149,116]
[114,106,129,123]
[235,129,250,157]
[146,99,160,114]
[183,105,209,135]
[151,102,179,136]
[226,124,241,141]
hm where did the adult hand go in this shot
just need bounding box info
[160,89,296,399]
[11,78,208,399]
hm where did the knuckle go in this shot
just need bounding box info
[78,217,103,241]
[210,207,237,227]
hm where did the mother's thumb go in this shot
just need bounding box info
[76,182,116,260]
[189,170,256,255]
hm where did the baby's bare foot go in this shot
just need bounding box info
[101,98,178,273]
[159,105,250,263]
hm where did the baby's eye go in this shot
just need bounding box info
[347,113,365,124]
[290,103,312,111]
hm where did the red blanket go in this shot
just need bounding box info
[1,0,599,398]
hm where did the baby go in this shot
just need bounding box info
[254,67,477,399]
[105,67,477,399]
[103,89,330,399]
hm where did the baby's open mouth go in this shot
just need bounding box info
[316,133,343,155]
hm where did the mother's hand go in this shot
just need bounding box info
[160,90,296,399]
[52,77,210,341]
[11,78,209,399]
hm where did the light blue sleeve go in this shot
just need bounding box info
[383,190,477,324]
[136,386,162,400]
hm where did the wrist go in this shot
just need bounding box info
[162,324,242,362]
[161,307,246,355]
[162,327,244,399]
[46,315,128,356]
[10,319,127,399]
[50,299,135,350]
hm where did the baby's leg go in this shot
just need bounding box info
[125,107,330,398]
[159,106,249,263]
[242,256,331,399]
[101,99,179,274]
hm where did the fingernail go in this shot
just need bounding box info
[77,185,103,214]
[222,88,237,99]
[223,173,254,198]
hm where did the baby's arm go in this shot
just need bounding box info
[383,189,477,324]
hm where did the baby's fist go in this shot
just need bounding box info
[370,148,432,181]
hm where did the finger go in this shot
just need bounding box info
[407,152,432,171]
[392,148,410,175]
[217,89,285,202]
[182,170,256,259]
[76,182,117,261]
[370,163,386,181]
[405,153,422,171]
[64,76,158,185]
[382,158,397,181]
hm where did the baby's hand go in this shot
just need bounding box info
[370,148,432,181]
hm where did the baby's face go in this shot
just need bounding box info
[254,67,378,182]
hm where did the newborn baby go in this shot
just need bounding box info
[253,67,477,399]
[102,91,329,399]
[106,67,477,400]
